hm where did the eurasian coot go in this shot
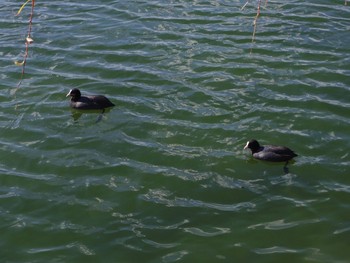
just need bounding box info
[244,139,297,162]
[66,88,115,110]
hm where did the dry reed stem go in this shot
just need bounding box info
[241,0,268,53]
[16,0,35,89]
[251,0,262,44]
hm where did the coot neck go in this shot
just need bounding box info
[251,146,263,154]
[71,94,81,102]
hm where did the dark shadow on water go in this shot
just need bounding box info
[246,157,296,175]
[70,108,113,123]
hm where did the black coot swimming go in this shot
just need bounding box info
[66,88,115,110]
[244,139,297,173]
[244,139,297,162]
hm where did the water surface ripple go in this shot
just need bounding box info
[1,0,350,262]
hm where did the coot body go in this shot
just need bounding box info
[66,88,115,110]
[244,139,297,162]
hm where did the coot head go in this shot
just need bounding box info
[243,139,261,154]
[66,88,81,102]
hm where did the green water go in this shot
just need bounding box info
[1,0,350,262]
